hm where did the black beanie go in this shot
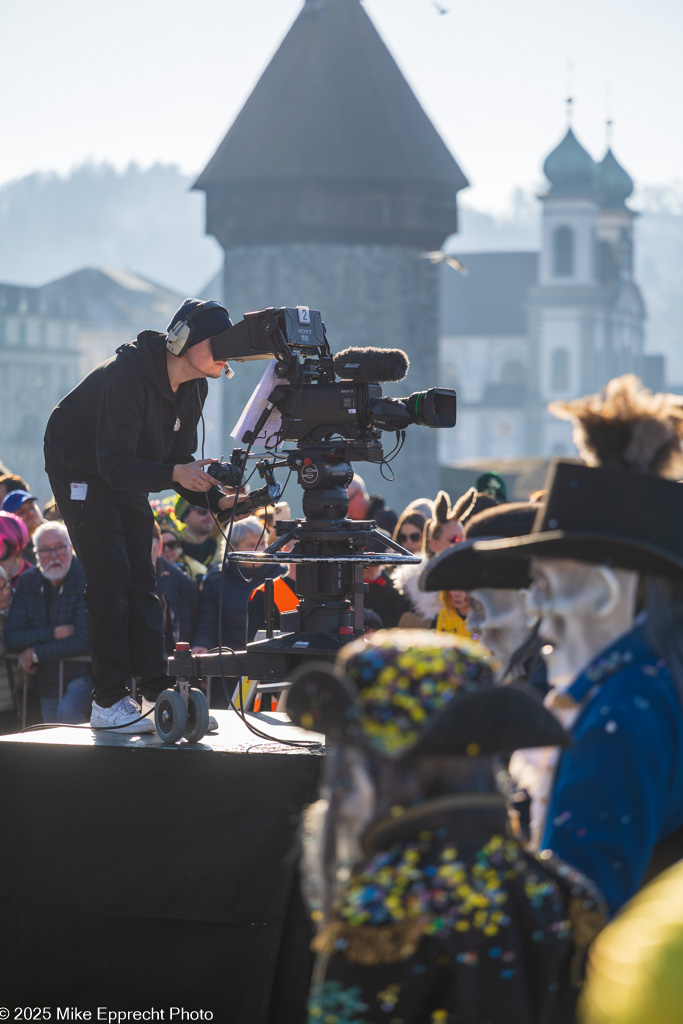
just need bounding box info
[167,299,233,349]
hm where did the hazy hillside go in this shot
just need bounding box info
[0,163,223,295]
[0,164,681,380]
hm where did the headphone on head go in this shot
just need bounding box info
[166,300,230,358]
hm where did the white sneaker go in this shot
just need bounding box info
[90,696,156,734]
[140,696,218,734]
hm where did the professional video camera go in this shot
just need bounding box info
[210,303,455,442]
[206,304,455,517]
[168,305,457,698]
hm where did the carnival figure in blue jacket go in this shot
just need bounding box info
[475,395,683,917]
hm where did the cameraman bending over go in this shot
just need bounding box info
[44,299,239,733]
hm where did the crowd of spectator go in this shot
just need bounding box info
[5,364,683,1024]
[6,364,683,1019]
[0,457,503,725]
[0,443,619,794]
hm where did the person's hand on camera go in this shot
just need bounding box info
[172,459,217,493]
[217,493,252,522]
[53,624,75,640]
[191,646,208,656]
[217,493,239,512]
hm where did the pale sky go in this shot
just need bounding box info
[2,0,682,213]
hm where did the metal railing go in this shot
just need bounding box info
[2,653,91,729]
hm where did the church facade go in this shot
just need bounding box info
[441,127,663,463]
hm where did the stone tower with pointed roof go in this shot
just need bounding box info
[195,0,468,509]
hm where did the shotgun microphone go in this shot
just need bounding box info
[332,347,409,384]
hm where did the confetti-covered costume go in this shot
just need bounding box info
[308,800,603,1024]
[288,632,606,1024]
[542,624,683,916]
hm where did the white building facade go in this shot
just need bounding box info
[443,127,658,464]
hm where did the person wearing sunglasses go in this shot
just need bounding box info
[392,490,498,632]
[173,497,225,570]
[393,509,426,556]
[160,528,206,582]
[390,505,443,630]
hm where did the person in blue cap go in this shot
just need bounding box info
[1,489,44,565]
[43,298,239,733]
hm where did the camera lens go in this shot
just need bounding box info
[405,389,456,428]
[430,391,447,427]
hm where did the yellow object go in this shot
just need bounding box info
[233,677,252,710]
[435,592,472,638]
[435,592,491,661]
[179,552,210,581]
[579,860,683,1024]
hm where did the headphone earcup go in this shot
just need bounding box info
[166,300,229,357]
[166,321,192,357]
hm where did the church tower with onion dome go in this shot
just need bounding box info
[538,126,600,291]
[594,146,647,381]
[528,120,647,457]
[438,112,661,470]
[533,125,602,437]
[194,0,469,509]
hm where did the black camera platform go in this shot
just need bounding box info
[167,515,420,685]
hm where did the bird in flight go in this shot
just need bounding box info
[421,251,467,275]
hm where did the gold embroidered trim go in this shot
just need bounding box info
[312,919,423,965]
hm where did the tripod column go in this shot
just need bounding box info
[288,453,368,636]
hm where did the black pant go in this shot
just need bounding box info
[50,472,168,706]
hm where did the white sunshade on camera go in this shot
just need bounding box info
[231,362,289,448]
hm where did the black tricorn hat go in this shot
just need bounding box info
[472,460,683,578]
[420,502,537,593]
[286,661,569,759]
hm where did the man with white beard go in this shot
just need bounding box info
[4,521,91,723]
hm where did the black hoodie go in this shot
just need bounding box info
[44,332,223,508]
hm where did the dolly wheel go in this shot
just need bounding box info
[184,688,210,743]
[155,689,187,743]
